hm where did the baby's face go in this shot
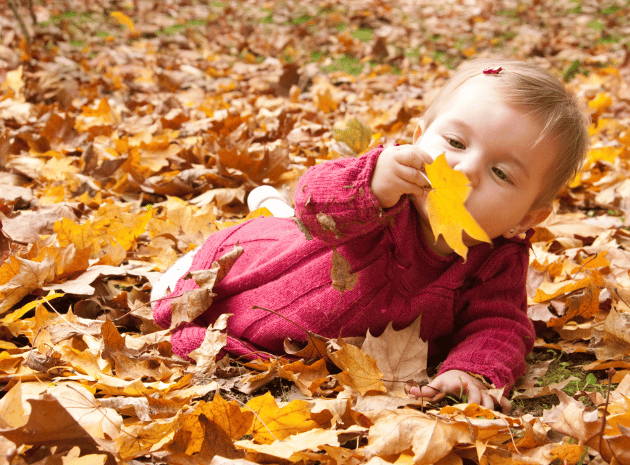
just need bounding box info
[412,76,556,252]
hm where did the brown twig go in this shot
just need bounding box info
[599,367,615,456]
[6,0,32,44]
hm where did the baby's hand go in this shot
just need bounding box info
[371,144,432,209]
[408,370,511,414]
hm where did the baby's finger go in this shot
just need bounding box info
[479,392,495,410]
[497,396,512,414]
[409,383,440,399]
[390,153,431,189]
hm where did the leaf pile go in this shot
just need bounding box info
[1,0,630,464]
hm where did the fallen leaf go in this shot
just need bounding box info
[245,391,318,444]
[328,338,386,395]
[362,314,428,393]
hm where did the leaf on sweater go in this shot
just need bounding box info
[424,154,491,260]
[362,315,428,393]
[170,244,243,328]
[334,118,373,155]
[188,313,230,376]
[330,249,358,293]
[328,338,386,395]
[317,213,341,237]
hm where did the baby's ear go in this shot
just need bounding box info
[504,205,552,238]
[413,120,425,144]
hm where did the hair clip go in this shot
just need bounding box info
[483,67,502,75]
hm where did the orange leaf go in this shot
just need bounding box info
[278,358,330,396]
[328,338,386,395]
[425,154,491,260]
[110,11,137,32]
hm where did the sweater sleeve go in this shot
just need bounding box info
[437,242,535,390]
[294,146,402,246]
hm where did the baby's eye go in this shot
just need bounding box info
[448,139,465,150]
[492,166,510,182]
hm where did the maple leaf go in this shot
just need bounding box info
[328,338,386,395]
[235,428,340,461]
[361,315,429,393]
[277,358,330,396]
[333,118,373,155]
[110,11,137,32]
[424,153,491,260]
[170,244,243,328]
[0,256,56,314]
[245,391,318,444]
[364,409,473,463]
[176,391,254,455]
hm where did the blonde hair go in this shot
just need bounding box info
[421,57,589,206]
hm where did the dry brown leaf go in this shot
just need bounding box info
[170,244,243,328]
[189,313,230,376]
[363,409,473,464]
[330,249,358,293]
[362,314,428,393]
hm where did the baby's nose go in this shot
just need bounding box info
[452,156,480,187]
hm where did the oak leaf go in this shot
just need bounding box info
[424,154,491,260]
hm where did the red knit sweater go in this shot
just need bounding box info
[153,146,535,389]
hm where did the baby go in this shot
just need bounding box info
[153,57,588,411]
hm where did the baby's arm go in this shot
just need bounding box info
[409,370,511,413]
[371,145,432,208]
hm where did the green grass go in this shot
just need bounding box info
[322,54,365,75]
[351,28,372,42]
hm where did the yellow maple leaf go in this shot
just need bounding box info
[588,92,612,114]
[425,153,491,260]
[1,65,24,97]
[245,391,318,444]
